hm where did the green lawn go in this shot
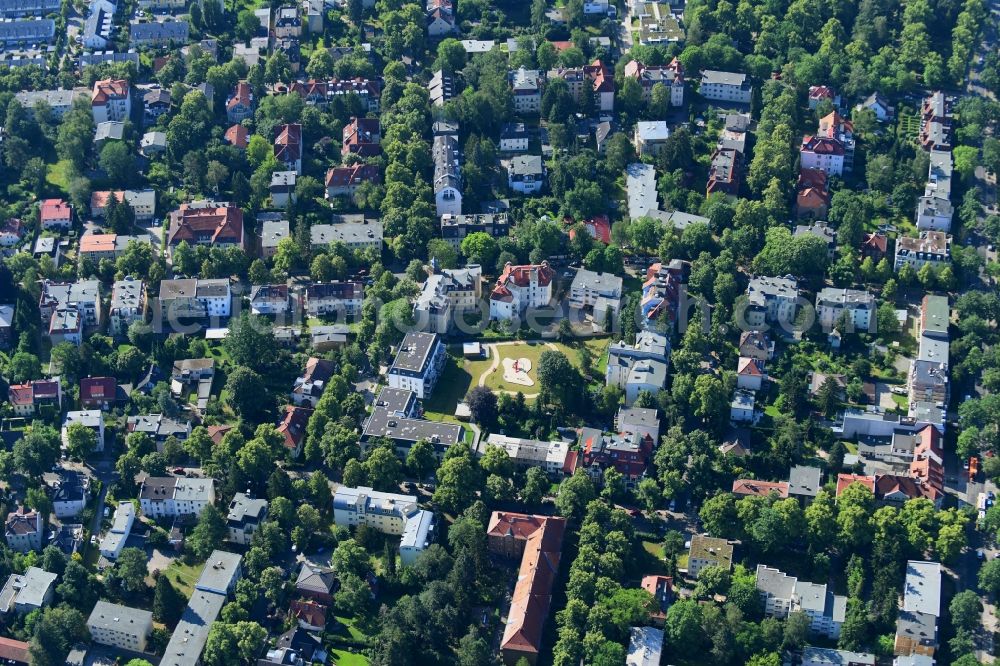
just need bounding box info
[162,560,205,599]
[45,159,73,193]
[330,649,369,666]
[332,616,369,643]
[423,354,473,418]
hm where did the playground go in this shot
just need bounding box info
[474,340,556,396]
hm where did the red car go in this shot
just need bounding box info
[172,467,186,475]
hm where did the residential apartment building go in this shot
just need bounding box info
[310,218,383,252]
[61,409,105,452]
[0,567,56,614]
[39,198,72,230]
[482,434,577,477]
[305,281,364,318]
[579,408,660,488]
[387,331,445,399]
[640,259,689,328]
[342,116,381,157]
[706,148,742,197]
[489,261,554,320]
[413,264,482,334]
[15,88,86,119]
[699,70,751,103]
[894,231,952,271]
[274,122,302,174]
[440,213,509,247]
[333,486,434,565]
[546,59,615,111]
[226,493,268,545]
[486,512,566,665]
[39,280,101,333]
[0,0,60,18]
[7,377,61,417]
[361,387,464,456]
[745,276,799,327]
[800,111,855,176]
[894,561,941,658]
[506,154,545,194]
[325,163,381,198]
[756,564,846,639]
[249,284,291,316]
[433,130,462,216]
[0,17,55,44]
[687,535,734,577]
[815,288,876,333]
[226,81,253,122]
[99,501,134,560]
[129,19,189,46]
[634,121,670,157]
[290,357,335,407]
[916,150,953,232]
[4,507,42,552]
[160,550,242,666]
[139,477,215,518]
[79,233,153,262]
[87,602,153,652]
[90,189,156,220]
[607,330,670,390]
[568,268,622,322]
[158,278,231,322]
[509,67,542,113]
[624,58,684,106]
[91,78,130,123]
[167,202,246,254]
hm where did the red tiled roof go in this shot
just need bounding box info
[490,262,554,302]
[566,214,611,245]
[836,473,875,497]
[584,59,614,93]
[227,81,251,111]
[289,599,327,628]
[819,110,853,137]
[737,357,764,377]
[7,383,32,406]
[208,424,233,444]
[90,191,126,211]
[562,449,579,475]
[0,637,30,664]
[40,198,70,222]
[801,135,845,156]
[81,376,116,402]
[224,124,249,148]
[167,203,244,247]
[732,479,789,497]
[325,163,381,188]
[274,123,302,163]
[277,405,312,451]
[862,232,888,253]
[92,78,128,105]
[491,512,566,659]
[808,85,836,100]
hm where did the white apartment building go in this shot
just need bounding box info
[87,601,153,652]
[483,434,576,476]
[413,265,482,334]
[815,288,876,333]
[158,278,232,321]
[109,277,146,336]
[139,476,215,518]
[894,232,952,272]
[386,332,446,399]
[226,493,268,546]
[699,70,752,103]
[0,567,57,614]
[489,262,555,321]
[745,276,799,327]
[756,564,846,639]
[61,409,105,452]
[333,486,434,565]
[916,150,953,231]
[99,501,134,560]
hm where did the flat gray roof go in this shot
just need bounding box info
[87,600,152,632]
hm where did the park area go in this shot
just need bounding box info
[422,338,609,421]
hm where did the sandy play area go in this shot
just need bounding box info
[501,357,534,386]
